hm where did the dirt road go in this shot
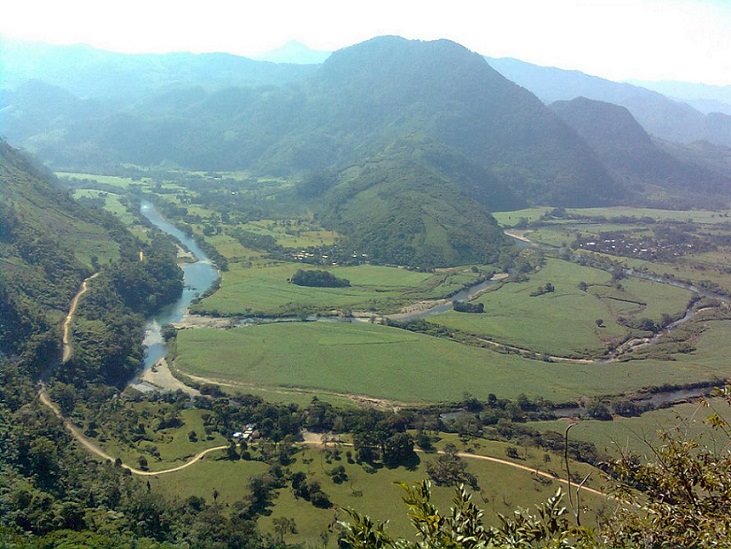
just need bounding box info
[300,432,608,499]
[62,272,98,363]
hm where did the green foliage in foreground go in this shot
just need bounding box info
[340,392,731,548]
[340,482,583,548]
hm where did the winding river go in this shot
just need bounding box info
[138,201,219,371]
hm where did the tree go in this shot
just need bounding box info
[272,517,297,544]
[604,390,731,547]
[425,443,477,488]
[382,433,415,466]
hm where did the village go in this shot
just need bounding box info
[573,230,711,261]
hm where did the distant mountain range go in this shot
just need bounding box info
[2,36,731,266]
[629,80,731,115]
[487,57,731,147]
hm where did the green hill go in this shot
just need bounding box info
[0,140,181,384]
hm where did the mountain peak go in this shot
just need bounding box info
[256,40,331,64]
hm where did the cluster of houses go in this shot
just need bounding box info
[287,248,369,265]
[574,233,705,261]
[232,423,258,442]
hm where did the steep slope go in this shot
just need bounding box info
[266,36,622,207]
[550,97,731,201]
[313,138,521,267]
[0,140,183,385]
[0,140,119,377]
[488,57,731,147]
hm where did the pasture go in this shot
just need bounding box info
[431,259,692,357]
[533,396,731,458]
[191,261,486,316]
[172,321,730,404]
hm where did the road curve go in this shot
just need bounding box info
[44,276,611,487]
[301,437,609,498]
[40,380,228,475]
[41,273,230,476]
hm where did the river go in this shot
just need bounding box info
[138,201,219,371]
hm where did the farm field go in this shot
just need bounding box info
[431,258,692,357]
[172,321,730,404]
[495,206,731,228]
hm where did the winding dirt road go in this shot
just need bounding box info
[41,273,230,476]
[301,435,608,498]
[62,272,98,363]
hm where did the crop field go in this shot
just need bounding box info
[431,259,692,357]
[172,321,731,403]
[495,206,731,228]
[58,172,145,188]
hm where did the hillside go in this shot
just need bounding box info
[488,56,731,147]
[0,140,116,312]
[551,97,731,203]
[261,37,622,205]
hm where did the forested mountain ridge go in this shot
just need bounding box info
[551,97,731,204]
[2,36,630,267]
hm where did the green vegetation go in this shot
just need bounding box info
[291,268,350,288]
[172,321,728,404]
[432,258,691,357]
[192,261,487,316]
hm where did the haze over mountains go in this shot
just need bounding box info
[2,35,731,265]
[487,56,731,148]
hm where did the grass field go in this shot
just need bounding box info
[494,206,731,228]
[258,437,608,545]
[191,261,487,316]
[148,458,269,504]
[430,259,692,357]
[172,321,731,404]
[533,396,731,458]
[93,406,228,471]
[147,435,608,546]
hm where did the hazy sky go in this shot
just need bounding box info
[3,0,731,85]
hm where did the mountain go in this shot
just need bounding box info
[487,57,731,147]
[551,97,731,204]
[0,38,317,100]
[1,36,633,266]
[261,37,622,205]
[629,80,731,115]
[257,41,331,64]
